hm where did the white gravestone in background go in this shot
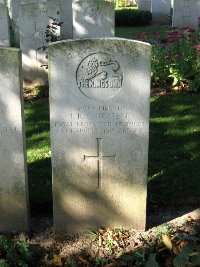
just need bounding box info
[9,0,72,47]
[73,0,115,38]
[0,47,29,233]
[198,0,200,20]
[173,0,198,31]
[19,3,49,85]
[19,2,62,85]
[0,0,10,46]
[48,0,73,39]
[7,0,22,47]
[20,0,72,38]
[151,0,171,24]
[8,0,46,48]
[48,38,151,234]
[138,0,151,11]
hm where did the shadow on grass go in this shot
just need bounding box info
[148,94,200,208]
[24,99,52,215]
[28,158,52,216]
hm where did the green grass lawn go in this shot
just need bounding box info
[115,25,171,39]
[148,94,200,205]
[24,93,200,211]
[24,99,52,211]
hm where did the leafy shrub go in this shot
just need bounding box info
[115,9,152,26]
[0,235,31,266]
[136,27,200,92]
[38,15,63,69]
[115,0,136,7]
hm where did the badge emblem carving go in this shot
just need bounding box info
[76,53,123,100]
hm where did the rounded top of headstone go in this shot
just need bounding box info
[48,37,151,49]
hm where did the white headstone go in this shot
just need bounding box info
[20,0,46,3]
[19,0,72,85]
[48,0,73,39]
[73,0,115,39]
[173,0,199,31]
[198,0,200,19]
[138,0,151,11]
[0,0,10,46]
[19,3,49,85]
[151,0,171,24]
[7,0,20,47]
[20,0,72,39]
[0,47,29,232]
[8,0,46,47]
[48,38,151,234]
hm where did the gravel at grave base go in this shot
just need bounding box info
[11,207,199,265]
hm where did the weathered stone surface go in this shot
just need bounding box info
[151,0,171,24]
[20,0,46,3]
[19,3,49,85]
[198,0,200,18]
[48,38,151,234]
[173,0,199,31]
[48,0,73,39]
[7,0,20,47]
[0,0,10,46]
[19,0,71,38]
[0,47,29,233]
[138,0,151,11]
[9,0,72,48]
[19,0,72,85]
[73,0,115,38]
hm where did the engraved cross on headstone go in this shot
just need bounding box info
[84,138,116,188]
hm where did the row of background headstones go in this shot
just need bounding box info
[7,0,115,86]
[0,0,10,46]
[138,0,199,31]
[1,0,199,87]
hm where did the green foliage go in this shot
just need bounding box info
[84,229,97,241]
[95,257,109,264]
[145,253,159,267]
[120,242,157,266]
[106,0,136,8]
[66,256,78,267]
[38,16,63,69]
[119,224,200,267]
[115,0,133,7]
[154,225,173,240]
[173,246,193,266]
[137,27,200,92]
[0,235,31,266]
[115,9,152,26]
[191,253,200,265]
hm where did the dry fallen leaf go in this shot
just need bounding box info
[162,234,173,250]
[99,234,102,247]
[172,245,180,255]
[43,254,62,266]
[52,255,62,266]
